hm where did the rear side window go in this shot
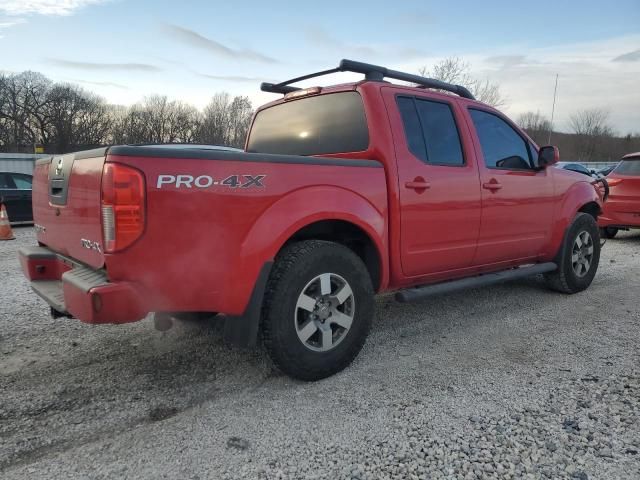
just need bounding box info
[614,159,640,175]
[12,174,32,189]
[247,91,369,156]
[397,96,464,166]
[470,109,533,170]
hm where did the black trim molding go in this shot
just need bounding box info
[108,145,382,168]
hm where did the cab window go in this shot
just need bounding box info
[470,109,533,170]
[397,96,464,166]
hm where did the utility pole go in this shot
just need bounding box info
[548,74,559,144]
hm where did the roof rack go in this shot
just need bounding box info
[260,59,475,100]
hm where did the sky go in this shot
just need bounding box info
[0,0,639,134]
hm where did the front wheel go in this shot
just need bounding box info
[545,213,601,294]
[262,240,374,381]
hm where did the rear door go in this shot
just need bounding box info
[467,108,554,265]
[383,89,481,276]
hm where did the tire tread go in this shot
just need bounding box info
[261,240,373,381]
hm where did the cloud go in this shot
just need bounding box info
[66,78,129,89]
[612,49,640,62]
[305,26,427,62]
[196,72,267,83]
[0,17,26,27]
[47,58,162,72]
[306,27,376,58]
[394,11,435,26]
[394,34,640,134]
[0,0,109,16]
[163,24,278,64]
[485,55,528,68]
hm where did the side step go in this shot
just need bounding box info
[395,262,557,303]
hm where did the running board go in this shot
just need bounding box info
[395,262,557,303]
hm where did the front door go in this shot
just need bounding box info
[467,108,554,265]
[384,89,482,277]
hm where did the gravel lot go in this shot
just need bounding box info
[1,226,639,480]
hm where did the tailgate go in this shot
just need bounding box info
[33,148,107,269]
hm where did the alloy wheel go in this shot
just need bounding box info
[294,273,355,352]
[571,230,594,278]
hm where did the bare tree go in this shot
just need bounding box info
[419,57,506,107]
[226,96,253,148]
[196,93,253,148]
[0,71,52,149]
[516,111,552,145]
[112,96,200,144]
[43,84,113,152]
[569,108,614,161]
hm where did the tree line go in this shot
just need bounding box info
[0,71,253,154]
[515,109,639,162]
[2,67,639,161]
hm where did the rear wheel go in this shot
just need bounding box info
[262,240,374,381]
[545,213,600,294]
[600,227,618,239]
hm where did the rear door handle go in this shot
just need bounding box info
[482,181,503,191]
[405,179,431,190]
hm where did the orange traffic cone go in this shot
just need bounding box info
[0,202,15,241]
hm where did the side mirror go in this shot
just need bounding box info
[538,145,559,168]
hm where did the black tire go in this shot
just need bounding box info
[545,213,600,294]
[600,227,618,239]
[262,240,374,381]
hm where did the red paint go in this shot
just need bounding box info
[21,80,603,324]
[598,154,640,230]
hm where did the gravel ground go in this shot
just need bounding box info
[1,226,639,480]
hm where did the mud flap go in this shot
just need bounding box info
[223,261,273,348]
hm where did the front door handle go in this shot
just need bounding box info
[482,180,503,191]
[405,177,431,190]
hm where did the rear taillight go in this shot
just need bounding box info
[101,163,145,253]
[606,178,623,187]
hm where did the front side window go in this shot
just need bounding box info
[397,96,464,166]
[247,91,369,156]
[470,109,532,170]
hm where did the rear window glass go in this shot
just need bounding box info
[247,92,369,156]
[614,159,640,175]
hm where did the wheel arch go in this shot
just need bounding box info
[578,201,602,220]
[283,219,383,291]
[546,182,602,261]
[238,185,388,295]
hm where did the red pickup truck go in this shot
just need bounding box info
[20,60,605,380]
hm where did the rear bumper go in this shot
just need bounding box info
[19,246,147,324]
